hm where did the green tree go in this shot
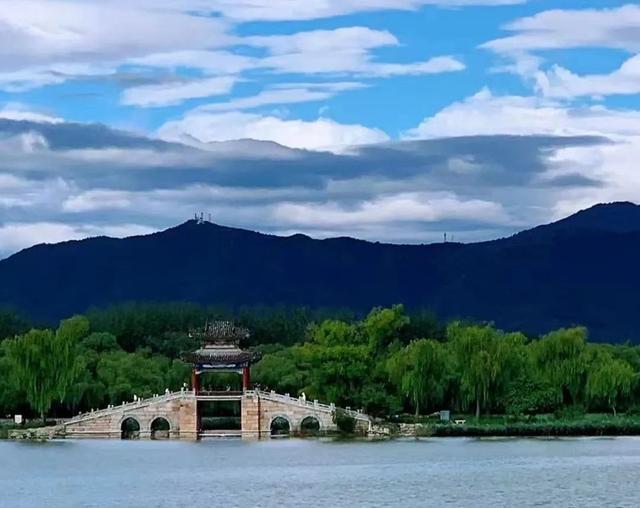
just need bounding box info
[533,327,588,406]
[0,309,30,341]
[503,378,560,417]
[80,332,120,353]
[362,305,409,352]
[6,316,88,423]
[95,349,187,404]
[252,348,309,395]
[387,339,448,415]
[65,332,122,413]
[449,323,526,419]
[297,342,372,408]
[0,341,22,414]
[308,319,361,347]
[587,354,635,416]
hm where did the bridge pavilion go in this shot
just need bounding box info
[182,321,261,395]
[181,321,261,435]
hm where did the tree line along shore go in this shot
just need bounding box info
[2,303,640,438]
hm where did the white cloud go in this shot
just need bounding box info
[0,69,68,92]
[158,112,390,152]
[0,131,51,155]
[141,0,525,22]
[246,27,464,76]
[202,88,336,112]
[536,54,640,99]
[128,51,257,75]
[405,88,640,230]
[60,185,318,218]
[129,27,464,79]
[273,192,509,228]
[198,83,366,112]
[55,184,513,245]
[247,27,398,54]
[58,147,213,168]
[0,175,65,209]
[0,222,154,255]
[0,8,464,104]
[483,5,640,98]
[484,4,640,55]
[0,2,231,71]
[128,27,464,79]
[261,52,464,76]
[121,76,237,107]
[62,190,133,212]
[365,56,465,77]
[0,112,613,255]
[0,223,86,253]
[0,1,231,91]
[405,88,640,139]
[0,63,115,92]
[0,104,63,124]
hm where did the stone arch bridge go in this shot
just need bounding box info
[54,390,371,439]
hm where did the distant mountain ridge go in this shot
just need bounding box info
[510,202,640,242]
[1,202,639,342]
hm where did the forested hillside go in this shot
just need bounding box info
[0,202,639,341]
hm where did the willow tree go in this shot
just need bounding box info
[6,316,87,423]
[587,355,635,416]
[449,323,527,419]
[387,339,449,415]
[533,327,587,406]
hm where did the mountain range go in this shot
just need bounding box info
[1,202,639,342]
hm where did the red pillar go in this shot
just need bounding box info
[242,367,250,391]
[191,369,200,395]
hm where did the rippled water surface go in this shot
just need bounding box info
[1,437,639,507]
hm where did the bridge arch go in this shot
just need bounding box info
[150,417,171,439]
[300,415,321,435]
[120,417,141,440]
[270,415,291,436]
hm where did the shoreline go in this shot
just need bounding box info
[372,414,640,439]
[6,427,640,441]
[6,412,640,441]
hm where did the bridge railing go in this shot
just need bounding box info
[251,389,370,421]
[65,390,195,425]
[64,388,370,426]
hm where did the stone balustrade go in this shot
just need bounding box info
[20,389,371,440]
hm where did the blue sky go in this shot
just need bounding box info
[6,0,628,134]
[0,1,639,256]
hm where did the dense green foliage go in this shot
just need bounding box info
[1,303,640,423]
[425,414,640,437]
[4,317,87,422]
[251,307,640,419]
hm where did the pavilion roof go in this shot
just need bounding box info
[190,320,250,346]
[182,344,261,368]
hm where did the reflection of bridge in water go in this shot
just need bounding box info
[56,389,371,439]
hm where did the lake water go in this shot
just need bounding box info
[1,437,639,507]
